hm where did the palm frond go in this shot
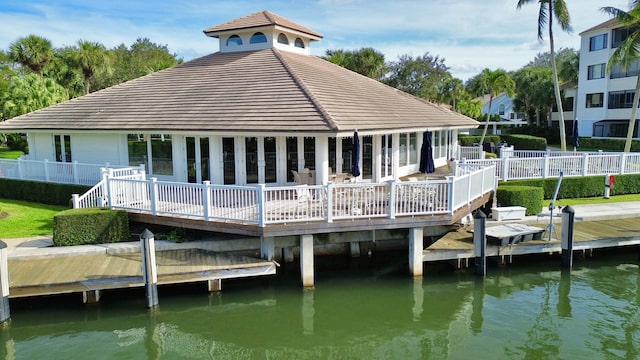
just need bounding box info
[537,4,549,40]
[552,0,572,32]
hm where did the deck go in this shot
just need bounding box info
[8,247,276,298]
[424,217,640,263]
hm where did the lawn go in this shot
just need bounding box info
[552,193,640,207]
[0,146,24,159]
[0,199,67,239]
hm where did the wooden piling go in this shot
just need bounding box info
[474,211,487,276]
[561,206,575,269]
[140,229,159,308]
[0,241,10,325]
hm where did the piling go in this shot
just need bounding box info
[561,206,575,269]
[0,241,10,325]
[140,229,159,308]
[473,210,487,276]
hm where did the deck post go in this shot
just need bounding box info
[202,181,211,221]
[261,236,275,261]
[83,290,102,304]
[408,227,423,277]
[0,241,10,325]
[349,242,361,257]
[149,178,158,216]
[300,234,314,287]
[389,180,397,219]
[474,210,487,276]
[561,205,575,269]
[140,229,159,309]
[208,279,222,292]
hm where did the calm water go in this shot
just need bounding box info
[2,250,639,359]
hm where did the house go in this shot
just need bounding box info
[0,10,479,186]
[575,18,639,140]
[478,93,522,122]
[550,82,577,126]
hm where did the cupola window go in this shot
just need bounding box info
[277,33,289,45]
[250,32,267,44]
[294,38,305,48]
[226,35,243,46]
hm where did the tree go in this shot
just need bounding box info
[325,47,388,80]
[602,2,640,153]
[512,67,554,125]
[385,52,450,101]
[517,0,573,151]
[94,38,181,90]
[2,73,68,119]
[73,40,111,94]
[8,35,54,78]
[474,68,515,145]
[438,73,466,110]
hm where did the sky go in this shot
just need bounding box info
[0,0,631,81]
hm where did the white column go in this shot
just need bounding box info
[315,136,329,185]
[300,234,314,287]
[261,236,275,261]
[408,227,423,277]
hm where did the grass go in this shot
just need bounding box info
[0,146,24,159]
[0,198,67,239]
[547,193,640,207]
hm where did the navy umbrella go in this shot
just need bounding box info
[351,130,361,177]
[573,120,579,149]
[419,131,435,173]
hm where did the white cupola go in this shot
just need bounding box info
[203,10,323,55]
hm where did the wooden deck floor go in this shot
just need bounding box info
[8,249,276,298]
[424,217,640,262]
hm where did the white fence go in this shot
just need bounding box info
[461,151,640,181]
[74,165,497,227]
[0,158,142,186]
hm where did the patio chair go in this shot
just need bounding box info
[291,170,301,184]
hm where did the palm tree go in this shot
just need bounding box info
[517,0,572,151]
[602,2,640,153]
[74,40,110,94]
[478,68,515,146]
[8,34,54,78]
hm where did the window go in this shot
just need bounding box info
[612,27,638,48]
[294,38,305,48]
[610,59,640,79]
[498,104,505,115]
[127,134,173,176]
[588,64,606,80]
[226,35,242,46]
[277,33,289,45]
[54,135,72,162]
[586,93,604,108]
[589,34,608,51]
[250,32,267,44]
[399,133,407,167]
[409,133,417,164]
[245,137,258,184]
[608,90,636,109]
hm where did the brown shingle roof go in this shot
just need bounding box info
[204,10,323,39]
[579,18,618,35]
[0,49,478,133]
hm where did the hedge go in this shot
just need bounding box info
[500,134,547,150]
[496,186,544,216]
[0,178,90,206]
[577,137,640,152]
[502,174,640,199]
[458,135,501,146]
[53,208,129,246]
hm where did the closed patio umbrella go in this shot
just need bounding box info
[351,130,361,177]
[419,131,435,173]
[573,120,579,150]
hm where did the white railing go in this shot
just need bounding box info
[71,167,147,209]
[74,165,497,226]
[0,158,142,186]
[462,151,640,181]
[457,145,484,160]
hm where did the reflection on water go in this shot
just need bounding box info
[1,251,639,359]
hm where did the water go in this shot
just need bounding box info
[2,250,639,359]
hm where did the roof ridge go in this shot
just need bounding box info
[272,48,338,131]
[262,10,275,24]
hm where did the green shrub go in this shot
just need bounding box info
[503,174,640,199]
[496,186,544,215]
[0,178,89,206]
[501,134,547,150]
[577,137,640,152]
[6,134,28,152]
[53,208,129,246]
[458,134,500,146]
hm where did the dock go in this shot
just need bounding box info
[424,217,640,265]
[7,241,276,299]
